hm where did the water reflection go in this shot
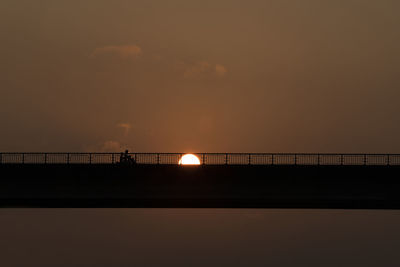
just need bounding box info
[1,209,399,267]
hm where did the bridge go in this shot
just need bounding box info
[1,152,400,209]
[1,152,400,165]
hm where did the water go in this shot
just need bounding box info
[1,209,399,267]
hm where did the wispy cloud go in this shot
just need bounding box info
[183,61,211,78]
[84,140,126,152]
[215,64,228,76]
[101,140,124,152]
[183,61,228,78]
[117,123,132,136]
[91,45,142,59]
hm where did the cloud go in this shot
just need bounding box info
[215,64,228,76]
[183,61,211,78]
[100,140,125,152]
[183,61,227,78]
[82,141,126,152]
[117,123,132,136]
[91,45,142,59]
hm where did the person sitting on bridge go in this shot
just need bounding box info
[120,150,136,165]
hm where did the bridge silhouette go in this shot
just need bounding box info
[1,152,400,165]
[1,152,400,209]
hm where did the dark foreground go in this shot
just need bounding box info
[0,164,399,208]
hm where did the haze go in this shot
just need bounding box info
[1,0,400,153]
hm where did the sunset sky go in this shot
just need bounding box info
[2,3,400,267]
[1,0,400,152]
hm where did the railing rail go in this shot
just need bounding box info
[0,153,400,166]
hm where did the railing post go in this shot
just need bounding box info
[22,153,25,164]
[134,153,137,163]
[294,154,297,165]
[157,153,160,165]
[387,154,390,166]
[364,154,367,166]
[317,154,320,166]
[340,154,344,165]
[0,153,2,164]
[89,153,92,164]
[67,153,70,164]
[44,153,47,164]
[248,154,251,165]
[203,154,206,165]
[112,153,115,164]
[271,154,274,165]
[225,153,228,165]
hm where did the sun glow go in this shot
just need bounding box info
[179,154,201,165]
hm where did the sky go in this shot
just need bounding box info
[1,0,400,153]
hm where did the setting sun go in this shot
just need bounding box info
[178,154,201,165]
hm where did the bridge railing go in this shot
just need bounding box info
[0,153,400,166]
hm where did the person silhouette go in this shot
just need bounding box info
[120,150,136,165]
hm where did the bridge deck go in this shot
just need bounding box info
[1,164,399,208]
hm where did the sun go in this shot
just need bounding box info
[179,154,201,165]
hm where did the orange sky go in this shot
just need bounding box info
[1,0,400,152]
